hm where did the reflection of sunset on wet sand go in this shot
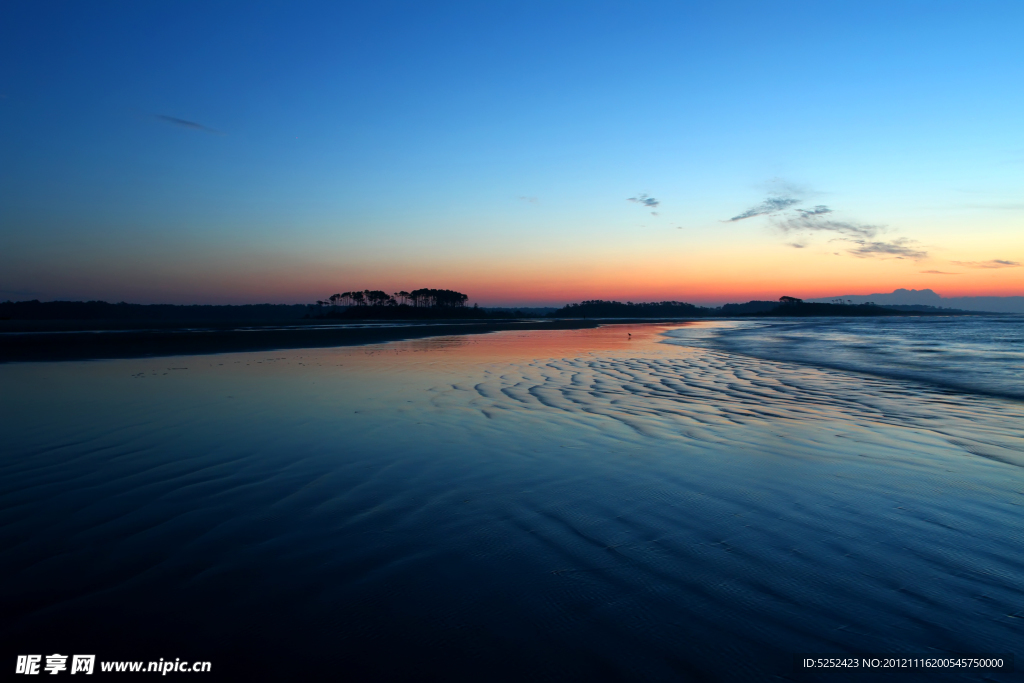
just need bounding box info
[362,322,690,362]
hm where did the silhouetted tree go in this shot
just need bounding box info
[312,287,470,317]
[409,288,468,308]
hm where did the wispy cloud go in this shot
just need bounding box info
[847,238,927,260]
[727,196,799,222]
[726,183,928,260]
[920,270,960,275]
[797,205,832,218]
[779,213,880,241]
[155,114,223,134]
[518,195,538,203]
[627,193,660,208]
[949,259,1020,269]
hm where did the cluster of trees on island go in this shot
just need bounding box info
[315,289,469,309]
[310,289,481,319]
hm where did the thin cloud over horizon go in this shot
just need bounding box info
[847,238,927,260]
[950,259,1020,269]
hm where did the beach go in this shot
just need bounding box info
[1,321,1021,680]
[0,318,599,363]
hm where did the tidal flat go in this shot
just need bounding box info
[2,322,1021,680]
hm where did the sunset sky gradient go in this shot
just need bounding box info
[2,1,1022,306]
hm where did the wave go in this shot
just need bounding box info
[661,317,1024,402]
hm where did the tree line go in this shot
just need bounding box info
[315,289,469,309]
[548,300,714,318]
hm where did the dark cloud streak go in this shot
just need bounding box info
[155,115,223,134]
[727,196,799,222]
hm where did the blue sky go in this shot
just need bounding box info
[2,1,1022,304]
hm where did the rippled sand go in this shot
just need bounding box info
[2,323,1021,680]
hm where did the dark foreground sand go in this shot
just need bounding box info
[0,319,599,362]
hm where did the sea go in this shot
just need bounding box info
[2,317,1022,681]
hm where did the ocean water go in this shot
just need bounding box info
[2,321,1022,680]
[680,316,1024,401]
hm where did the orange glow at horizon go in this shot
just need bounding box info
[15,241,1022,306]
[228,260,1023,306]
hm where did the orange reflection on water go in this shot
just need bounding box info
[347,322,700,365]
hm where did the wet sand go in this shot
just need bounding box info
[1,322,1021,680]
[0,318,599,363]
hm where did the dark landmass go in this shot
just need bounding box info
[0,299,995,332]
[0,299,309,322]
[483,306,558,317]
[4,294,998,330]
[757,302,905,317]
[548,300,717,318]
[2,291,1002,363]
[0,319,600,363]
[310,290,556,320]
[718,301,780,315]
[316,304,487,320]
[0,319,318,334]
[547,298,996,318]
[0,298,551,327]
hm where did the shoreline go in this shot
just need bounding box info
[0,319,602,363]
[1,312,1007,363]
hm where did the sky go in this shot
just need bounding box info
[2,0,1022,306]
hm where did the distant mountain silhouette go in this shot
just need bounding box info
[808,289,1023,313]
